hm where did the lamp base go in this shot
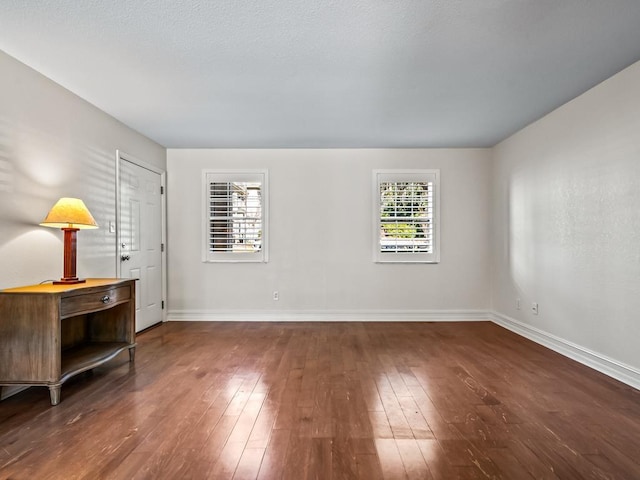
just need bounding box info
[53,278,86,285]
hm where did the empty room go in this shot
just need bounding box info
[1,1,639,479]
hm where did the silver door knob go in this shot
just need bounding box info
[121,254,130,261]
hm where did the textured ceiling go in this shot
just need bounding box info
[2,0,640,148]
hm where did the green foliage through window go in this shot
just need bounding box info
[379,181,432,253]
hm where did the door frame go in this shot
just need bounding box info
[115,149,167,323]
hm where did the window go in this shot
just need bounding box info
[202,170,268,262]
[373,169,440,263]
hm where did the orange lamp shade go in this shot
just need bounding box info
[40,197,99,230]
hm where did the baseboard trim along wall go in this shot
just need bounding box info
[167,309,492,322]
[490,311,640,391]
[3,310,638,402]
[167,308,640,391]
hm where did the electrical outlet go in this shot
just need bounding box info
[532,302,538,315]
[516,298,521,310]
[273,291,279,301]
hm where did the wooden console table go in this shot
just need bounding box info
[0,278,136,405]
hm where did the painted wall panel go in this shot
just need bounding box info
[491,60,640,371]
[167,148,492,315]
[0,51,165,289]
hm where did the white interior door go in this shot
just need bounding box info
[119,158,163,332]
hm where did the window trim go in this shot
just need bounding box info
[201,169,269,263]
[372,169,440,264]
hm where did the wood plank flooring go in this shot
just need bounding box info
[1,321,639,479]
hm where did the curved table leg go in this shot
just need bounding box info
[129,346,136,363]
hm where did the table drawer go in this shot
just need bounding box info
[61,286,131,318]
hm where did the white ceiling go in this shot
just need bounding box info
[2,0,640,148]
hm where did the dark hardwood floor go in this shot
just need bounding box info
[1,321,639,479]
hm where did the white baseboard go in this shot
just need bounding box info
[168,308,640,390]
[167,309,492,322]
[3,310,636,403]
[490,311,640,391]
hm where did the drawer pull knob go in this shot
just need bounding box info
[101,295,110,304]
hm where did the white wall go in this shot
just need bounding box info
[0,51,166,289]
[167,148,492,319]
[5,39,639,389]
[491,61,640,383]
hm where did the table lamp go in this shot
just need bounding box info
[40,197,98,284]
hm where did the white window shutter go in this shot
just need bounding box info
[373,170,440,263]
[202,170,268,262]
